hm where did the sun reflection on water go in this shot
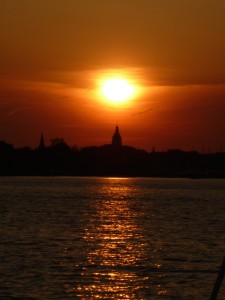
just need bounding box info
[64,178,167,298]
[75,181,148,298]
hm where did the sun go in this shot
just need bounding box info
[101,78,135,104]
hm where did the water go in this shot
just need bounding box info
[0,177,225,299]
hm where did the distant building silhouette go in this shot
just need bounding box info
[38,133,46,150]
[112,126,122,147]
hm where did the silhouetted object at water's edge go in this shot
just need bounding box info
[38,133,46,150]
[0,140,225,177]
[112,126,122,147]
[210,256,225,300]
[0,126,225,177]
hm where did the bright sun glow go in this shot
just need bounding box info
[101,78,135,104]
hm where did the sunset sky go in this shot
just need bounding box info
[0,0,225,152]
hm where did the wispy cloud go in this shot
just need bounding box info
[132,108,152,117]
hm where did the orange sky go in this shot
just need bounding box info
[0,0,225,152]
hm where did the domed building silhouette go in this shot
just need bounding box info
[112,126,122,147]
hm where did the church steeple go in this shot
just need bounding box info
[112,126,122,147]
[38,133,45,150]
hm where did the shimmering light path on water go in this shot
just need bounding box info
[0,177,225,299]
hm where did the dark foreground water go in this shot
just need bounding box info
[0,177,225,299]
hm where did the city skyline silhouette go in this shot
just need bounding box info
[0,125,225,178]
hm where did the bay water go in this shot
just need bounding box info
[1,177,225,299]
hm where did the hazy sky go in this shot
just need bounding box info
[0,0,225,151]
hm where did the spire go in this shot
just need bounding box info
[112,126,122,147]
[38,133,45,150]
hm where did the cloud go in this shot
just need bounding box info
[132,108,152,117]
